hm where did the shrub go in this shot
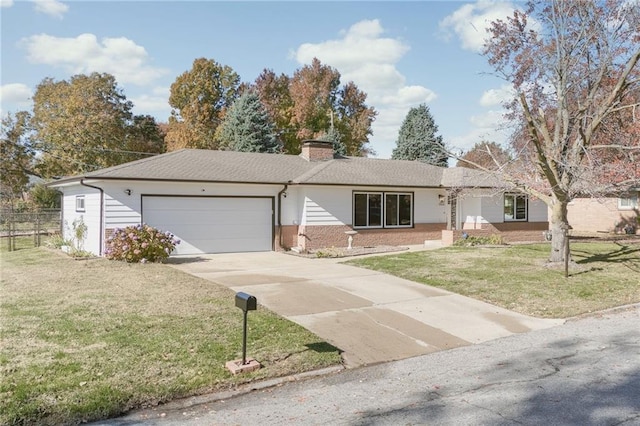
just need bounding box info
[314,247,344,258]
[453,234,504,247]
[105,224,180,263]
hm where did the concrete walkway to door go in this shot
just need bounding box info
[169,248,564,367]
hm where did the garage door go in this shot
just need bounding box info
[142,196,273,255]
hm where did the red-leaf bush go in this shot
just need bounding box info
[105,224,180,263]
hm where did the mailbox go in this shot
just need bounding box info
[235,292,257,312]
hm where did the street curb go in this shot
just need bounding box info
[130,365,346,415]
[564,302,640,322]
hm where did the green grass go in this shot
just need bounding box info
[0,248,341,426]
[346,242,640,318]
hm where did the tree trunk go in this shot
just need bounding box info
[549,200,570,263]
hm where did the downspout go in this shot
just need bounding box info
[277,182,290,249]
[80,179,104,256]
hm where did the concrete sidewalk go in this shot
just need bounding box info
[169,248,564,367]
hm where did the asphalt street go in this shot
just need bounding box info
[98,304,640,426]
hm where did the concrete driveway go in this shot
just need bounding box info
[169,249,564,367]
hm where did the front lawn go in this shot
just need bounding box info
[346,242,640,318]
[0,248,341,425]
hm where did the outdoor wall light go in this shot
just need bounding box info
[438,194,445,205]
[124,189,132,196]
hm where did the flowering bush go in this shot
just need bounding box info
[105,224,180,263]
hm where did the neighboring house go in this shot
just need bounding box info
[568,191,640,234]
[48,140,549,256]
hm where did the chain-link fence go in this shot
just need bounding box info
[0,210,62,251]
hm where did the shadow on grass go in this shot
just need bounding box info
[166,256,211,264]
[572,242,640,272]
[305,342,342,354]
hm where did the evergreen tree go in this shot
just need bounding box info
[392,104,447,166]
[218,92,281,153]
[317,118,346,156]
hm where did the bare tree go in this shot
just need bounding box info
[482,0,640,264]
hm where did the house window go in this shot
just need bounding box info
[385,193,412,227]
[504,194,527,221]
[618,193,638,210]
[353,192,413,228]
[75,195,85,212]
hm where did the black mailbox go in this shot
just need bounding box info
[235,292,257,312]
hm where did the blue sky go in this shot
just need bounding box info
[1,0,521,158]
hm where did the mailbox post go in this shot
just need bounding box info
[235,292,256,365]
[225,292,261,375]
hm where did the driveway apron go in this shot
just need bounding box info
[169,251,564,367]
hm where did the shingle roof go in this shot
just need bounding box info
[49,149,498,189]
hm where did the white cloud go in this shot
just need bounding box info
[479,84,514,107]
[130,86,171,120]
[439,0,517,53]
[0,83,33,105]
[0,83,33,118]
[1,0,14,7]
[20,33,169,86]
[294,19,437,158]
[32,0,68,19]
[450,108,513,155]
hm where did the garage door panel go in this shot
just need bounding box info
[143,196,273,255]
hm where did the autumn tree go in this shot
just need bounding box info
[484,0,640,263]
[254,59,376,156]
[392,104,447,166]
[254,69,296,153]
[166,58,240,151]
[124,115,166,162]
[336,81,377,156]
[31,73,134,178]
[218,92,280,153]
[1,111,34,201]
[456,141,511,170]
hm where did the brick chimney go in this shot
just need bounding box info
[300,140,335,161]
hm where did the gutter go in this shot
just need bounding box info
[277,182,290,249]
[80,179,104,256]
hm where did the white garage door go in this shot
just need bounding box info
[142,196,273,255]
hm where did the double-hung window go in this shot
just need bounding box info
[354,192,413,228]
[504,194,527,221]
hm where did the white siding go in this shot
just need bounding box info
[413,189,447,223]
[299,186,351,226]
[60,186,102,255]
[460,196,483,229]
[480,193,506,223]
[528,197,548,222]
[99,180,282,229]
[297,186,447,227]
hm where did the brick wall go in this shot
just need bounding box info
[300,140,334,161]
[443,222,549,245]
[568,198,638,233]
[296,223,446,251]
[274,225,299,251]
